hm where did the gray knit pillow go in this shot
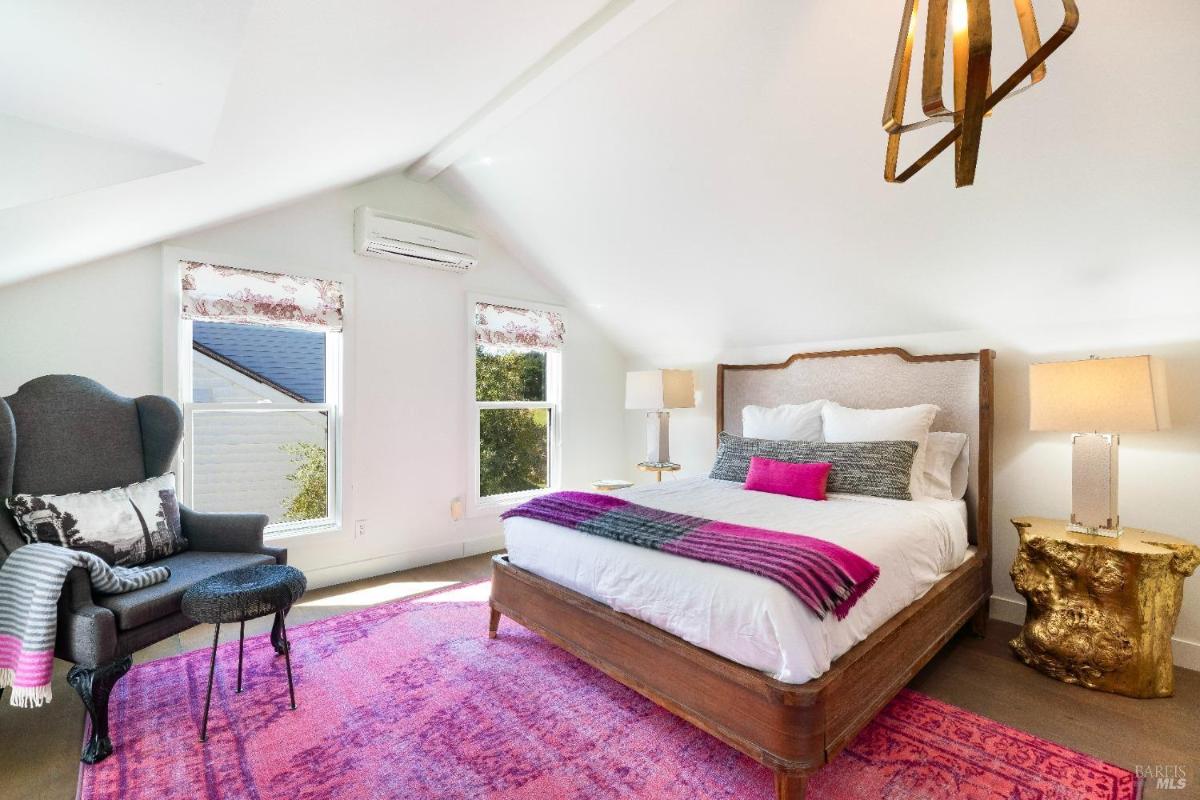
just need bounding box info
[710,432,919,500]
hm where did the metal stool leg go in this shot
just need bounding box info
[200,622,221,742]
[236,621,245,694]
[271,607,290,655]
[279,611,296,710]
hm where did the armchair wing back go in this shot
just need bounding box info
[0,375,183,559]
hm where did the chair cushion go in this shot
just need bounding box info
[95,551,274,631]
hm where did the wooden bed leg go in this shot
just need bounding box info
[774,769,808,800]
[488,607,501,639]
[969,600,989,639]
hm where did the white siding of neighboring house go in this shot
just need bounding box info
[190,351,327,524]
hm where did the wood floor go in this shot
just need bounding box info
[2,551,1196,799]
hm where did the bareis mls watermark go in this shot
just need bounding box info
[1136,764,1188,791]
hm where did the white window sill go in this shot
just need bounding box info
[264,520,341,542]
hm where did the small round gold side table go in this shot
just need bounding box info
[1009,516,1200,698]
[637,463,681,482]
[591,480,634,492]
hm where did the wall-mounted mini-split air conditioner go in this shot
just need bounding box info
[353,206,478,273]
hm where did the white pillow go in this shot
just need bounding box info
[6,473,185,566]
[742,399,826,442]
[922,431,969,500]
[821,402,940,498]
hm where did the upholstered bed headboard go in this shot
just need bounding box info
[717,347,995,559]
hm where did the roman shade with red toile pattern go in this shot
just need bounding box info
[474,301,565,352]
[180,261,344,332]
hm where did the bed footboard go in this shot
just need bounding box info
[489,555,826,771]
[488,553,987,799]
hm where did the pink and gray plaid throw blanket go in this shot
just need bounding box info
[502,491,879,620]
[0,543,169,707]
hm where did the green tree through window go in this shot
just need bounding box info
[281,441,329,522]
[476,347,550,496]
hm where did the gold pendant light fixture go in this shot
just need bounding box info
[883,0,1079,187]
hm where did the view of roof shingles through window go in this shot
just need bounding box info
[192,321,325,402]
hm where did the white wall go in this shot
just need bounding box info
[0,172,628,588]
[628,315,1200,671]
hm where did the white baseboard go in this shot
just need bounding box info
[300,534,506,591]
[989,594,1200,673]
[989,595,1026,626]
[463,533,506,558]
[1176,638,1200,673]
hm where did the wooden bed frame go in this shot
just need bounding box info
[489,347,995,799]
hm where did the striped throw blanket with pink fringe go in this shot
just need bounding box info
[0,543,169,707]
[502,491,879,620]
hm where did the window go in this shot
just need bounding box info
[471,299,564,508]
[176,260,344,535]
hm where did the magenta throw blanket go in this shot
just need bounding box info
[0,543,169,707]
[502,491,879,620]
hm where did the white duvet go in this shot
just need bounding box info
[503,477,970,684]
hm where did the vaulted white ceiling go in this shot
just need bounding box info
[0,0,250,211]
[4,1,1199,362]
[0,0,609,283]
[438,0,1200,359]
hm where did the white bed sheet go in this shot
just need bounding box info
[504,477,970,684]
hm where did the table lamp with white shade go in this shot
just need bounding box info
[1029,355,1170,537]
[625,369,695,468]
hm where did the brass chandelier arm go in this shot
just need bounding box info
[926,0,996,124]
[1014,0,1048,86]
[884,0,1080,186]
[986,0,1078,110]
[920,0,952,119]
[882,0,920,135]
[954,0,993,187]
[884,0,960,135]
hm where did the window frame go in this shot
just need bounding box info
[163,247,347,539]
[467,293,564,516]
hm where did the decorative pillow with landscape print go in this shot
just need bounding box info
[6,473,186,567]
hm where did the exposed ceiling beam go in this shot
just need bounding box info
[406,0,679,182]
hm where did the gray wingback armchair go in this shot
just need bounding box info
[0,375,288,764]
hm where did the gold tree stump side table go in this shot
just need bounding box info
[1009,517,1200,698]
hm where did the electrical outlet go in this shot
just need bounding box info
[354,519,368,538]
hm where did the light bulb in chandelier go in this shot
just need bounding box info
[951,0,968,34]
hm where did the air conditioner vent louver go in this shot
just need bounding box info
[353,207,478,273]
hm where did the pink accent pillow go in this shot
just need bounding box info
[744,457,832,501]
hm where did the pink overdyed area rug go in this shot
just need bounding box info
[79,581,1138,800]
